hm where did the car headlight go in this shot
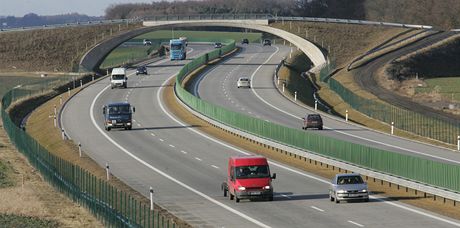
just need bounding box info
[263,185,271,190]
[336,190,347,194]
[360,189,367,193]
[238,186,246,191]
[127,122,131,125]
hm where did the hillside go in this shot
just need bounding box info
[0,23,141,73]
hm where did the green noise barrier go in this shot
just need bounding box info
[176,43,460,194]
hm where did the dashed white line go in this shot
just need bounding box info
[169,144,175,148]
[280,194,291,199]
[159,138,164,142]
[310,206,324,212]
[181,150,188,154]
[348,221,364,227]
[211,165,219,169]
[150,133,155,136]
[195,157,202,161]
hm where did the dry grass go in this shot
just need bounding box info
[0,118,102,227]
[167,63,460,221]
[0,23,141,73]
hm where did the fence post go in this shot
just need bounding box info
[345,110,348,122]
[150,187,154,211]
[315,100,318,110]
[391,122,394,135]
[106,163,110,181]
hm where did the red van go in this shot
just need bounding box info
[222,156,276,202]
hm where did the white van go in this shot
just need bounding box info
[111,67,127,89]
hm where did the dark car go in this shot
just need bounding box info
[136,66,148,75]
[263,39,271,46]
[241,38,249,44]
[302,114,323,130]
[214,42,222,48]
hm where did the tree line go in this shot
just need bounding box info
[105,0,460,29]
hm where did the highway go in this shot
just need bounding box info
[195,44,460,166]
[61,44,460,227]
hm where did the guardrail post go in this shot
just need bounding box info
[150,187,154,211]
[315,100,318,110]
[78,142,82,157]
[294,91,297,101]
[106,163,110,181]
[391,122,394,135]
[345,110,348,122]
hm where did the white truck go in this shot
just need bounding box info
[111,67,127,89]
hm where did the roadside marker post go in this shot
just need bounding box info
[68,87,70,96]
[282,83,285,93]
[59,95,62,105]
[78,142,82,157]
[294,91,297,101]
[391,122,395,135]
[457,136,460,151]
[106,163,110,181]
[80,80,83,88]
[315,100,318,110]
[345,110,349,122]
[150,187,154,211]
[54,105,57,117]
[61,129,65,140]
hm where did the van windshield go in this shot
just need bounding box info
[108,105,130,115]
[171,44,182,50]
[235,165,270,179]
[112,75,125,80]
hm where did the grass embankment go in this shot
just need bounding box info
[0,77,102,227]
[166,57,460,221]
[0,22,141,72]
[25,78,188,227]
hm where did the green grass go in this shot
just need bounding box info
[0,214,59,228]
[100,46,152,69]
[136,30,262,43]
[416,77,460,101]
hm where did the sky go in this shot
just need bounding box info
[0,0,155,17]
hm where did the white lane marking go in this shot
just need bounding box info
[311,206,324,212]
[248,49,460,165]
[211,165,219,169]
[348,220,364,227]
[133,119,136,122]
[169,144,175,148]
[159,138,164,142]
[195,157,202,161]
[150,133,155,137]
[181,150,188,154]
[156,56,460,227]
[137,123,141,127]
[91,76,270,228]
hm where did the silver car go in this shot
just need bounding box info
[329,173,369,203]
[237,77,251,88]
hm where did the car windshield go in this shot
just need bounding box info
[308,115,321,121]
[239,78,249,82]
[108,105,130,115]
[112,75,125,80]
[171,44,182,50]
[235,165,270,179]
[337,175,364,185]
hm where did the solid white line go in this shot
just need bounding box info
[310,206,324,212]
[211,165,219,169]
[280,194,291,199]
[348,220,364,227]
[90,76,270,228]
[195,157,202,161]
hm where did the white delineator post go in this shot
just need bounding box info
[59,95,62,105]
[106,163,110,181]
[78,142,82,157]
[345,110,349,122]
[80,80,83,88]
[54,105,57,117]
[61,129,65,140]
[315,100,318,110]
[391,122,394,135]
[294,91,297,101]
[150,187,154,211]
[53,116,57,128]
[282,83,285,92]
[457,136,460,151]
[68,88,70,96]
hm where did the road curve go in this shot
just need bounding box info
[61,44,460,227]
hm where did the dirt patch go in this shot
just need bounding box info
[0,119,102,227]
[167,64,460,221]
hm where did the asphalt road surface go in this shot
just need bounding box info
[61,44,460,227]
